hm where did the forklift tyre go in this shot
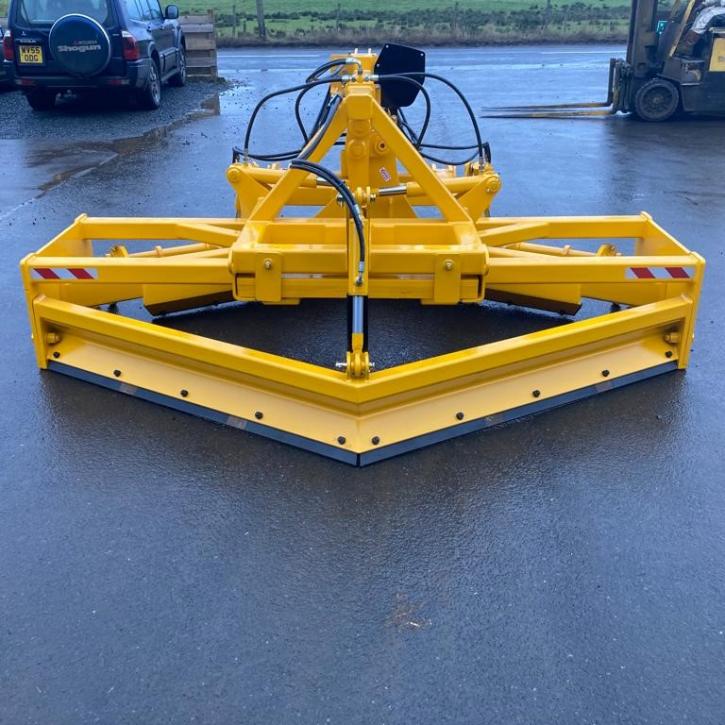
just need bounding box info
[633,78,680,122]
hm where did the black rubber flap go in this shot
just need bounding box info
[374,43,425,110]
[49,14,111,77]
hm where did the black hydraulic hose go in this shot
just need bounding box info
[236,148,305,162]
[394,71,490,164]
[397,110,481,166]
[289,159,366,275]
[375,74,432,149]
[242,77,341,159]
[291,158,369,356]
[306,57,362,83]
[420,148,480,166]
[419,141,491,166]
[234,136,348,164]
[397,108,417,138]
[242,67,486,164]
[297,94,342,160]
[294,85,331,142]
[294,84,317,142]
[422,142,476,150]
[397,108,423,150]
[306,59,347,82]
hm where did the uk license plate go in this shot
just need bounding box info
[19,45,43,64]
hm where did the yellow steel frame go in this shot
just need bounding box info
[19,52,705,465]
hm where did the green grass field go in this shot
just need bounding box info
[175,0,634,45]
[0,0,637,44]
[182,0,618,13]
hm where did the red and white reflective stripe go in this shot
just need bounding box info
[626,266,693,280]
[31,267,97,280]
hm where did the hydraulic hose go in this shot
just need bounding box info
[393,71,490,164]
[289,158,366,280]
[373,74,432,148]
[294,85,330,142]
[297,94,342,160]
[290,157,369,360]
[398,113,482,166]
[306,57,362,83]
[245,95,342,163]
[397,108,475,164]
[242,77,342,159]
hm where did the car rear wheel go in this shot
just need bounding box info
[136,58,161,110]
[26,89,57,111]
[168,45,187,87]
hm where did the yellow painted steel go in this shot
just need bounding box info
[710,36,725,72]
[19,52,705,464]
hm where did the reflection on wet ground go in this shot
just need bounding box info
[147,298,576,369]
[0,93,220,219]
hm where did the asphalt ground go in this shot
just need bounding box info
[1,46,725,724]
[0,81,221,140]
[0,81,221,216]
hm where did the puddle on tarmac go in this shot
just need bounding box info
[0,139,115,217]
[0,91,221,219]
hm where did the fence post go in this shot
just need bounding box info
[256,0,266,40]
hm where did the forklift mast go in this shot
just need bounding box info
[629,0,704,74]
[627,0,660,75]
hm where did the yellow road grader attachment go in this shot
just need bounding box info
[20,45,704,465]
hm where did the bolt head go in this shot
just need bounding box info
[484,175,502,194]
[371,436,380,446]
[254,411,264,420]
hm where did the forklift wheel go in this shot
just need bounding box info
[633,78,680,122]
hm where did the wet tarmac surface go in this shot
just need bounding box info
[0,82,221,217]
[2,46,725,723]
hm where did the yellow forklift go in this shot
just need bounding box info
[483,0,725,121]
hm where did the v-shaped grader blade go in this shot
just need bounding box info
[20,48,704,465]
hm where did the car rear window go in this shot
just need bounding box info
[17,0,113,25]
